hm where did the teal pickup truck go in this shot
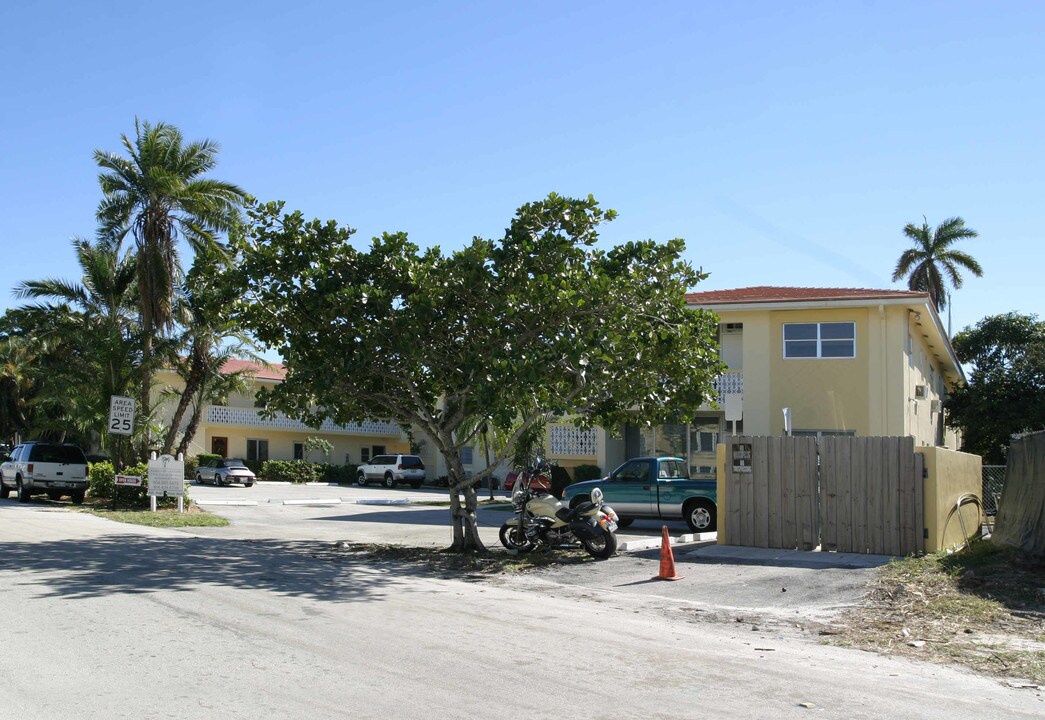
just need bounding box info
[563,457,717,532]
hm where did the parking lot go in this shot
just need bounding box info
[186,479,698,548]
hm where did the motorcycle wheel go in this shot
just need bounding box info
[580,527,617,560]
[499,523,535,552]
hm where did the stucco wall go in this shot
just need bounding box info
[921,447,982,552]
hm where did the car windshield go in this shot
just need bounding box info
[400,455,424,469]
[31,445,87,464]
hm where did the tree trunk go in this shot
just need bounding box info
[138,329,154,461]
[162,349,207,455]
[176,394,205,458]
[444,451,486,552]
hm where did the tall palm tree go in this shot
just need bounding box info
[94,119,248,458]
[14,237,140,453]
[892,216,983,311]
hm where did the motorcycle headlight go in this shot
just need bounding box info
[512,488,525,505]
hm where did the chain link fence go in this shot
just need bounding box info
[982,465,1006,516]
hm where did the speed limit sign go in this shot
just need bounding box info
[108,395,136,435]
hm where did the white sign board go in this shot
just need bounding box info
[147,454,185,498]
[115,474,143,487]
[108,395,136,436]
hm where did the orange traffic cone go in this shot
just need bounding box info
[652,525,682,581]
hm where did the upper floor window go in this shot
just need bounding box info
[783,322,856,359]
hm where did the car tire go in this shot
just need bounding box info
[216,474,224,487]
[71,490,85,505]
[384,473,397,489]
[244,482,254,488]
[684,499,717,533]
[195,474,204,485]
[0,482,9,499]
[356,472,367,486]
[616,518,634,529]
[17,478,31,503]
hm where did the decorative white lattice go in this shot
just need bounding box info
[714,371,744,403]
[549,425,598,456]
[206,406,402,436]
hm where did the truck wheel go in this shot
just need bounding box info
[0,482,9,499]
[17,478,31,503]
[384,473,397,489]
[684,500,716,533]
[356,472,367,486]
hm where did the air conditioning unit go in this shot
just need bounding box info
[930,400,943,414]
[914,385,928,400]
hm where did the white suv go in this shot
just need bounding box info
[0,441,89,504]
[356,454,426,488]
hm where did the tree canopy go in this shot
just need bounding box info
[946,312,1045,463]
[231,193,722,550]
[892,216,982,311]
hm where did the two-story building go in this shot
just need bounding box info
[575,286,966,481]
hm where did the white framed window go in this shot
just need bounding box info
[783,322,856,359]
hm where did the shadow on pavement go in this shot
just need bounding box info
[0,533,444,604]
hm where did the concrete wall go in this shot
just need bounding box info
[921,447,983,552]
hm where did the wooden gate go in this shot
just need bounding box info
[724,436,925,556]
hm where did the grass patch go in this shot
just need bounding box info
[826,540,1045,684]
[79,505,230,528]
[328,542,597,575]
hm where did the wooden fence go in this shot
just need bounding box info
[724,436,925,556]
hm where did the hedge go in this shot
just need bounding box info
[88,461,189,508]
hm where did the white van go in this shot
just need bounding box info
[0,441,89,504]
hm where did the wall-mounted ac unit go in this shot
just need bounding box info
[930,400,943,413]
[914,385,928,400]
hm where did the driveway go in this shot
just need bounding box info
[188,481,890,625]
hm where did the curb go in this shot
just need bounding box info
[618,531,717,553]
[195,499,259,507]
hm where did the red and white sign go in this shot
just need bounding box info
[115,474,143,487]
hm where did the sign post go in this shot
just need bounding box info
[108,395,136,508]
[147,453,186,513]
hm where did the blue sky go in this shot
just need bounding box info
[2,0,1041,357]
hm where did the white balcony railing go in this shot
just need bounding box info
[713,371,743,404]
[206,406,403,436]
[548,425,598,456]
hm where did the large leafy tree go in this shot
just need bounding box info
[94,119,248,458]
[892,216,983,311]
[946,313,1045,463]
[231,194,722,551]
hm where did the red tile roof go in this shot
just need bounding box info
[221,358,286,381]
[686,286,929,305]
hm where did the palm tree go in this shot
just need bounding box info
[14,238,140,454]
[94,119,248,458]
[892,216,983,311]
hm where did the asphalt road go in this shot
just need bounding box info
[2,497,1043,718]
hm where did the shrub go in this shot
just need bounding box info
[88,460,189,508]
[572,464,603,483]
[320,464,358,484]
[243,458,264,477]
[261,460,320,484]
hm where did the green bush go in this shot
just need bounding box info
[261,460,320,483]
[320,464,358,484]
[88,461,189,508]
[572,464,603,483]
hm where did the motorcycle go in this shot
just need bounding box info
[499,470,619,559]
